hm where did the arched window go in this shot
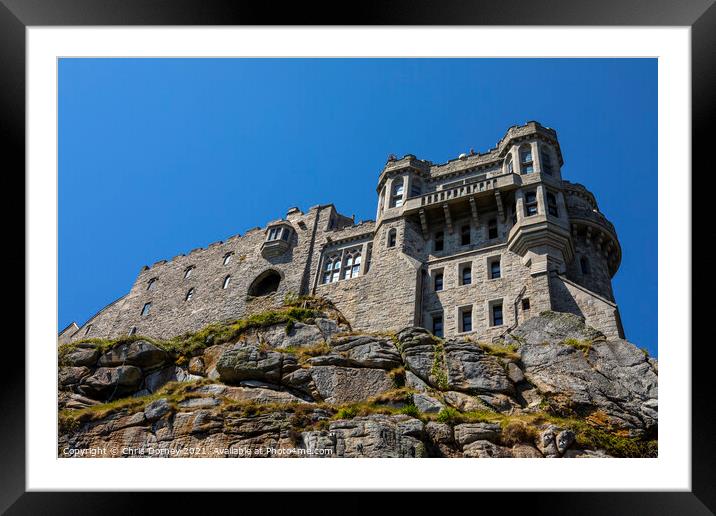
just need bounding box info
[391,181,404,208]
[387,228,397,248]
[580,256,591,275]
[223,252,233,265]
[147,278,158,291]
[344,251,362,279]
[506,154,514,174]
[322,255,341,284]
[222,275,231,289]
[185,288,194,301]
[248,270,281,296]
[520,144,534,174]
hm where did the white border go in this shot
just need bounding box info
[27,27,690,491]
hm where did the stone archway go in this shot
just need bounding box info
[248,269,282,297]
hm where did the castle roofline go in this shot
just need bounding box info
[376,121,564,190]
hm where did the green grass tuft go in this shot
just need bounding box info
[478,341,520,360]
[562,338,593,357]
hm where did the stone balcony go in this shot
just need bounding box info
[402,172,519,214]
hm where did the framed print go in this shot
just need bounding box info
[3,0,713,512]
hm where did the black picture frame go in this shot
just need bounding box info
[2,0,712,513]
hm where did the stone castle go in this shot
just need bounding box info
[60,121,624,345]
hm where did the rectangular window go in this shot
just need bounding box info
[521,148,534,173]
[524,191,538,216]
[547,192,559,217]
[522,298,531,310]
[491,302,503,326]
[461,265,472,285]
[460,308,472,333]
[141,302,152,316]
[391,183,404,208]
[488,219,498,239]
[511,203,517,225]
[410,181,422,198]
[432,314,444,338]
[434,271,444,292]
[434,231,444,252]
[461,224,471,246]
[489,259,501,279]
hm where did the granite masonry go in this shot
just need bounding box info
[60,122,624,344]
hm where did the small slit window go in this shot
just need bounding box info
[489,258,501,279]
[491,302,504,327]
[524,191,538,216]
[147,278,158,291]
[387,228,397,248]
[185,289,194,301]
[580,256,591,275]
[128,326,137,336]
[461,264,472,286]
[522,298,531,310]
[432,313,444,338]
[84,324,93,336]
[391,181,405,208]
[434,271,444,292]
[461,224,471,246]
[520,145,534,174]
[460,307,472,333]
[184,266,194,279]
[141,302,152,316]
[547,192,559,217]
[222,276,231,289]
[223,252,233,265]
[488,219,498,239]
[506,154,514,174]
[434,231,444,252]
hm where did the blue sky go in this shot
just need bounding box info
[59,58,658,356]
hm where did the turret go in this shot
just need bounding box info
[504,124,572,275]
[375,154,430,224]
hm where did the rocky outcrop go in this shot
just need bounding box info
[507,312,658,436]
[58,309,657,458]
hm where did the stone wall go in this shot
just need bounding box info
[71,205,341,341]
[550,274,624,341]
[565,234,615,302]
[314,217,421,333]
